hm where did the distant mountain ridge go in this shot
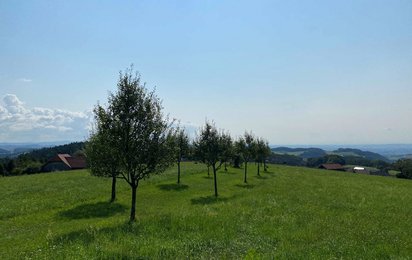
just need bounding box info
[0,141,73,158]
[271,147,326,159]
[332,148,388,162]
[272,146,389,162]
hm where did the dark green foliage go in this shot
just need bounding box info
[272,147,326,158]
[393,159,412,179]
[232,154,242,168]
[300,148,326,158]
[18,142,85,163]
[0,163,4,177]
[220,132,234,172]
[344,156,390,169]
[306,154,390,170]
[272,147,390,164]
[254,138,271,175]
[173,128,190,184]
[235,132,255,183]
[306,154,345,167]
[5,159,15,174]
[267,153,305,166]
[89,67,176,221]
[325,154,346,165]
[21,162,42,175]
[0,142,86,176]
[194,121,232,196]
[85,108,121,202]
[333,148,389,162]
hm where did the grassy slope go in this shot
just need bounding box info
[1,163,411,259]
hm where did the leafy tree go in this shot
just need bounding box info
[22,162,42,174]
[307,154,346,168]
[325,154,346,165]
[255,138,271,176]
[174,128,190,184]
[232,154,242,168]
[236,132,255,183]
[5,159,15,175]
[393,159,412,179]
[86,106,121,203]
[268,153,305,166]
[194,122,231,197]
[221,132,234,172]
[263,140,271,171]
[0,163,5,177]
[89,67,176,221]
[234,138,246,181]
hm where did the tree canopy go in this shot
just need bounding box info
[88,67,176,221]
[194,121,232,197]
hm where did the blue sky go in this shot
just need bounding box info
[0,0,411,144]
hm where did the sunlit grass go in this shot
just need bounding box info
[1,162,411,258]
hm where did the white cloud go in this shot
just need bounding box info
[0,94,92,142]
[17,78,32,83]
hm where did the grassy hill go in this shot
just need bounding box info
[331,148,389,162]
[1,163,411,259]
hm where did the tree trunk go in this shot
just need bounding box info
[177,160,181,184]
[244,162,248,183]
[257,163,260,176]
[110,175,116,202]
[130,181,139,222]
[208,165,210,176]
[224,162,227,172]
[213,164,218,197]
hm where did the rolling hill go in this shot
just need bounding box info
[1,163,411,258]
[331,148,389,162]
[272,147,389,162]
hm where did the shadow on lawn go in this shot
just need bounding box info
[235,184,255,189]
[53,222,140,245]
[157,183,189,191]
[191,195,231,205]
[57,201,127,219]
[263,170,275,175]
[254,175,268,179]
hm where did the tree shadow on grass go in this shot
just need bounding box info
[191,195,230,205]
[254,175,268,179]
[222,170,237,174]
[53,222,140,245]
[235,183,255,189]
[157,183,189,191]
[203,176,213,179]
[57,201,127,220]
[263,169,275,175]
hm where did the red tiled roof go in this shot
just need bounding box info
[46,154,86,169]
[320,163,344,170]
[66,156,87,169]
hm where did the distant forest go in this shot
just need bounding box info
[1,142,411,180]
[0,142,85,176]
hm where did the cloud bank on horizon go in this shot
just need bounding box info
[0,94,92,142]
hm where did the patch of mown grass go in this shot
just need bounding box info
[1,162,412,259]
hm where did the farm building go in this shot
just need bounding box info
[351,166,390,176]
[353,166,368,174]
[42,154,86,172]
[318,163,345,171]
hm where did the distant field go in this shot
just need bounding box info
[1,163,412,259]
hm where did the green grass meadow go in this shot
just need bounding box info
[1,163,412,259]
